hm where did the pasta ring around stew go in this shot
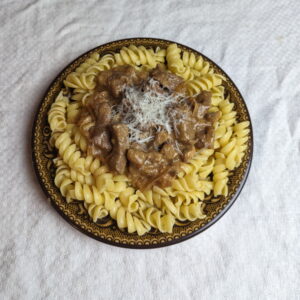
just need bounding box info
[48,43,250,236]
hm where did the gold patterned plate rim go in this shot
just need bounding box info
[32,37,253,249]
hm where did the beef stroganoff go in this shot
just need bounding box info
[48,44,249,236]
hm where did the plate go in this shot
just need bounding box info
[32,38,253,248]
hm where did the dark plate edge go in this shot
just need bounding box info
[31,37,253,249]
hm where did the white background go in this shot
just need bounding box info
[1,1,299,299]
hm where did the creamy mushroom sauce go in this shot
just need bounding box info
[77,64,220,190]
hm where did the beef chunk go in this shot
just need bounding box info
[175,121,196,144]
[108,124,129,174]
[160,143,178,161]
[196,91,212,106]
[150,64,185,93]
[195,125,214,149]
[182,145,196,162]
[90,126,112,153]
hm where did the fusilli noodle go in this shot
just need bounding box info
[84,202,109,222]
[114,45,157,69]
[166,43,185,74]
[213,152,229,196]
[139,207,175,233]
[48,91,69,133]
[182,51,213,75]
[55,132,88,175]
[186,74,224,95]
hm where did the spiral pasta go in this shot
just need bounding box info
[48,43,250,236]
[70,181,103,204]
[198,157,215,179]
[153,47,166,64]
[139,207,175,233]
[180,66,203,81]
[180,149,214,175]
[75,52,100,74]
[233,121,250,167]
[171,174,213,205]
[212,152,229,197]
[119,187,139,213]
[186,74,224,95]
[219,100,237,127]
[84,202,109,222]
[54,160,74,203]
[64,54,112,92]
[114,45,157,69]
[113,203,151,235]
[64,72,96,91]
[83,155,102,175]
[72,125,88,153]
[136,189,159,206]
[67,53,114,97]
[54,158,94,185]
[182,51,213,75]
[166,43,185,74]
[85,54,115,75]
[48,91,69,133]
[55,132,88,175]
[221,121,250,170]
[166,46,215,81]
[175,202,206,221]
[211,86,225,106]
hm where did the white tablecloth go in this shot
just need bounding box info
[1,1,299,299]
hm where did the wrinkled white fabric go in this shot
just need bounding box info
[0,1,299,299]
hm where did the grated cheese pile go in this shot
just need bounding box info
[113,79,183,143]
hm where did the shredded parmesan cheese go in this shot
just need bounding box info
[112,79,183,143]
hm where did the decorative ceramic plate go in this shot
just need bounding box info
[32,38,253,248]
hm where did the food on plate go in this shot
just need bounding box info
[48,43,250,236]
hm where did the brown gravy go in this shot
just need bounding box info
[77,64,220,190]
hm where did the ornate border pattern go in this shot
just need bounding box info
[32,38,253,248]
